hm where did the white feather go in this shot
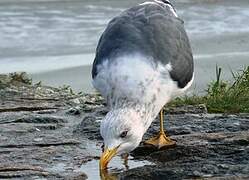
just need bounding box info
[93,54,192,134]
[139,0,178,18]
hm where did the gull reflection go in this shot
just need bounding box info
[100,154,129,180]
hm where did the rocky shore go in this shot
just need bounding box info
[0,73,248,179]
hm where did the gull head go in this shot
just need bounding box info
[99,107,145,169]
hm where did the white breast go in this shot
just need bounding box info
[93,54,193,132]
[92,54,185,107]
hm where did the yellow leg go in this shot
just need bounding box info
[144,109,176,149]
[121,153,129,170]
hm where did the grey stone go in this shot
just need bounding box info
[0,72,249,179]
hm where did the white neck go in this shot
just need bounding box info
[109,97,161,134]
[94,54,183,132]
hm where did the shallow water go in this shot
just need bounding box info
[80,156,153,180]
[44,139,153,179]
[47,154,153,180]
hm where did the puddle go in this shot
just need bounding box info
[79,156,154,180]
[46,141,153,179]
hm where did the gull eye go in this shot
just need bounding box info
[119,131,128,138]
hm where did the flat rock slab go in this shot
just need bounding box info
[0,73,249,179]
[124,131,249,179]
[76,112,249,179]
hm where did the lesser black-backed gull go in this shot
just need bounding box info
[91,0,194,169]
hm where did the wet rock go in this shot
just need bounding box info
[120,166,186,180]
[143,114,249,140]
[0,164,76,179]
[73,115,102,141]
[124,130,249,179]
[65,172,88,180]
[165,104,208,114]
[14,114,67,124]
[0,73,101,179]
[72,94,249,179]
[0,74,11,89]
[73,106,109,141]
[66,106,81,115]
[1,72,249,179]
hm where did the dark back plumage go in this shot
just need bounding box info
[92,1,193,88]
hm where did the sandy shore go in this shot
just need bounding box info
[31,53,249,95]
[31,65,94,93]
[31,57,249,94]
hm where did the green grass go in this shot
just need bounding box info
[169,66,249,113]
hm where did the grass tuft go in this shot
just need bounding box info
[170,66,249,113]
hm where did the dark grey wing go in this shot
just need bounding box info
[92,1,193,88]
[92,6,153,78]
[155,15,194,88]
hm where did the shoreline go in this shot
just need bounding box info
[31,65,94,93]
[30,52,249,94]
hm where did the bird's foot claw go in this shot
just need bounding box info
[144,132,176,149]
[121,153,129,170]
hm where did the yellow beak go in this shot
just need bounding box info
[99,147,119,170]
